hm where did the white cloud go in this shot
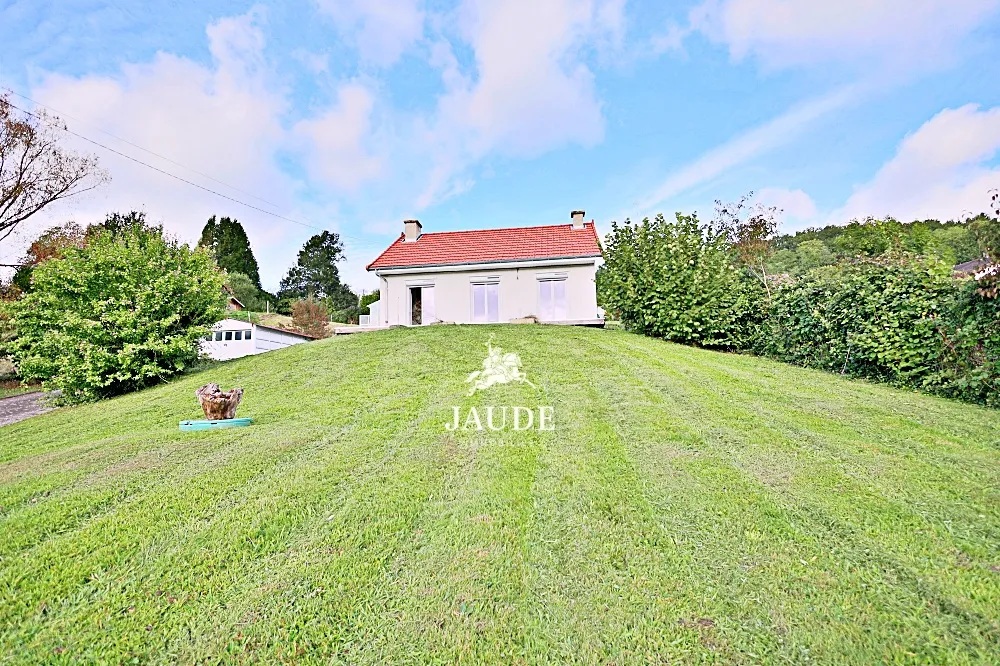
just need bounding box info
[294,83,383,190]
[313,0,425,67]
[690,0,1000,69]
[291,49,330,74]
[636,84,861,212]
[833,104,1000,223]
[651,23,688,55]
[1,10,316,291]
[756,187,817,226]
[414,0,622,208]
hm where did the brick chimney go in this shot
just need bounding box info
[570,210,586,230]
[404,219,422,242]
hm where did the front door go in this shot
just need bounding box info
[410,287,422,325]
[410,286,435,325]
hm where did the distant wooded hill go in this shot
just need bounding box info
[768,214,989,276]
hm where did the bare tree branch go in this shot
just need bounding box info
[0,95,109,243]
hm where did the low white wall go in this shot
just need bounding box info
[255,326,310,352]
[376,262,599,326]
[201,318,311,360]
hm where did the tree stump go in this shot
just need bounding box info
[195,383,244,420]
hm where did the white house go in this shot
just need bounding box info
[365,211,603,327]
[201,318,316,361]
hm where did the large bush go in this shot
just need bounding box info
[600,212,763,348]
[757,255,999,406]
[291,297,330,338]
[8,225,225,402]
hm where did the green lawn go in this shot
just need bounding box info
[1,326,999,664]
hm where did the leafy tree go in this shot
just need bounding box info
[0,95,108,242]
[291,297,329,338]
[96,210,162,238]
[324,282,359,312]
[971,190,1000,260]
[10,212,159,293]
[833,217,907,257]
[600,212,763,349]
[226,272,273,312]
[713,192,780,297]
[11,222,88,292]
[928,224,979,265]
[199,216,261,288]
[359,290,380,314]
[7,224,225,402]
[769,239,835,276]
[279,231,351,300]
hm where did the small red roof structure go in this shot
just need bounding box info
[367,222,602,271]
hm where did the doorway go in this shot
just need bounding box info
[409,287,422,325]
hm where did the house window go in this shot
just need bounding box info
[538,279,567,321]
[472,283,499,323]
[234,331,242,341]
[225,331,233,341]
[245,330,252,340]
[215,332,223,341]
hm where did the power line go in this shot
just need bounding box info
[3,86,285,211]
[3,96,388,250]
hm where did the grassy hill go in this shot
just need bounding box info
[1,326,999,664]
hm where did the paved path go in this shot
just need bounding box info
[0,392,53,427]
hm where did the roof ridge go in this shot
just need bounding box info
[365,232,405,271]
[366,220,602,271]
[415,221,590,237]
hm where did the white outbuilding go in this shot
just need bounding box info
[201,318,316,361]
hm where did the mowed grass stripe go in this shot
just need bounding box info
[0,334,447,660]
[0,332,415,542]
[519,332,735,664]
[0,338,386,569]
[592,332,1000,662]
[0,325,998,664]
[588,333,973,662]
[159,329,532,663]
[611,332,1000,568]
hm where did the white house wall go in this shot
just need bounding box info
[201,319,254,361]
[377,262,598,326]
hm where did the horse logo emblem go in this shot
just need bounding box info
[465,334,537,395]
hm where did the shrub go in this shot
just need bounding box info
[359,290,380,314]
[7,225,225,402]
[757,255,999,406]
[600,212,764,349]
[331,306,361,325]
[933,279,1000,406]
[756,256,953,381]
[291,297,330,338]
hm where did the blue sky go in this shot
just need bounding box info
[2,0,999,292]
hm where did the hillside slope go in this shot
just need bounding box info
[1,326,999,664]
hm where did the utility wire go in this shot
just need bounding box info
[3,86,285,211]
[4,97,388,250]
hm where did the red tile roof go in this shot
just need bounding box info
[367,222,602,271]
